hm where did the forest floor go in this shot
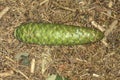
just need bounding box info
[0,0,120,80]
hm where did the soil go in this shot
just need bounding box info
[0,0,120,80]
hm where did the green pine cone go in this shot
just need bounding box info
[14,23,104,45]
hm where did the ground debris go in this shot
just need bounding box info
[0,0,119,80]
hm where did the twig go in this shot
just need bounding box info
[30,58,35,73]
[101,39,108,47]
[101,12,119,20]
[40,0,49,6]
[5,56,16,63]
[108,1,113,8]
[0,7,10,19]
[80,73,90,78]
[91,21,105,32]
[93,73,100,77]
[52,1,76,12]
[76,58,87,63]
[103,52,116,61]
[0,70,14,77]
[102,20,118,47]
[104,20,118,37]
[10,67,29,80]
[41,48,52,74]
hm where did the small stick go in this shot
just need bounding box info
[40,0,49,6]
[104,20,118,37]
[80,73,90,78]
[10,67,29,80]
[93,73,100,77]
[91,21,106,46]
[0,70,14,77]
[41,48,52,74]
[76,58,87,63]
[108,1,113,8]
[102,20,118,47]
[101,39,108,47]
[5,56,16,63]
[0,7,10,19]
[103,52,116,61]
[30,58,35,73]
[91,21,105,32]
[101,12,119,20]
[52,1,76,12]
